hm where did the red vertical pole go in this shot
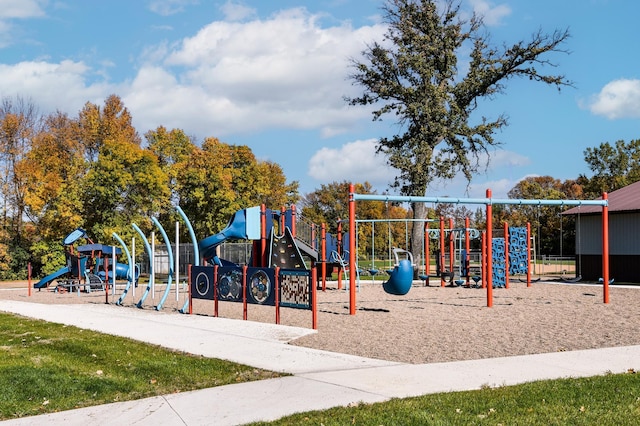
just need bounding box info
[481,231,486,288]
[439,216,445,287]
[448,218,455,278]
[213,265,219,317]
[311,265,318,330]
[104,256,109,304]
[486,189,493,307]
[291,204,297,238]
[337,220,343,290]
[424,222,429,286]
[602,193,610,304]
[242,265,248,320]
[321,223,326,291]
[275,267,280,325]
[28,263,32,297]
[348,184,356,315]
[465,217,470,287]
[260,204,267,268]
[280,206,286,234]
[526,222,532,287]
[504,221,509,289]
[188,264,192,315]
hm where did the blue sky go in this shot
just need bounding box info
[1,0,639,199]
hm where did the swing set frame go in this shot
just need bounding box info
[347,185,610,315]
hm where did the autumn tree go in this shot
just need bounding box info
[347,0,571,262]
[176,137,298,238]
[18,111,88,275]
[79,95,170,240]
[578,139,640,198]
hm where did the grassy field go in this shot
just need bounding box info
[2,302,639,424]
[252,372,640,425]
[0,312,281,420]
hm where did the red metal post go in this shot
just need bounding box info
[348,184,356,315]
[28,262,32,297]
[188,264,192,315]
[602,193,610,304]
[275,267,280,324]
[439,216,445,287]
[291,204,297,238]
[321,223,326,291]
[504,221,509,289]
[242,265,248,320]
[526,222,532,287]
[481,231,486,288]
[213,265,219,317]
[465,217,470,287]
[449,218,454,278]
[337,220,343,290]
[260,204,267,268]
[311,265,318,329]
[104,256,109,304]
[486,189,493,307]
[424,222,429,286]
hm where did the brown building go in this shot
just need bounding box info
[564,180,640,283]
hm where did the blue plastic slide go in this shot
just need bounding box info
[199,206,261,260]
[34,266,70,289]
[382,259,413,295]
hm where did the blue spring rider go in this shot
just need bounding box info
[382,248,414,296]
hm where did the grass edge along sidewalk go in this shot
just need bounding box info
[251,370,640,425]
[0,312,282,420]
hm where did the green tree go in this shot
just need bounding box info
[507,176,580,256]
[346,0,571,262]
[579,139,640,197]
[145,126,196,205]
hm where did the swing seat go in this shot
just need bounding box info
[382,259,413,295]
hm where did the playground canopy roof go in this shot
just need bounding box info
[564,180,640,215]
[77,244,122,255]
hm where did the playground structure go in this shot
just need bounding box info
[348,185,611,314]
[34,228,136,293]
[30,204,335,328]
[190,205,319,328]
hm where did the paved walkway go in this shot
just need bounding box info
[1,300,639,425]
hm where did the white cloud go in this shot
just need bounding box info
[587,79,640,119]
[468,0,511,26]
[0,7,387,140]
[128,8,386,137]
[147,0,198,16]
[0,0,46,19]
[0,60,111,114]
[220,1,257,22]
[308,139,397,186]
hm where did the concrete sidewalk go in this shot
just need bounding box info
[1,300,639,425]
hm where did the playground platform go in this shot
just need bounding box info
[1,300,640,425]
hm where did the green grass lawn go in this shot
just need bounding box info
[252,372,640,425]
[3,311,640,424]
[0,313,281,420]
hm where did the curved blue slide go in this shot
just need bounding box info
[199,206,261,260]
[34,266,70,289]
[382,259,413,296]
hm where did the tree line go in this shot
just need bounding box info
[0,95,298,279]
